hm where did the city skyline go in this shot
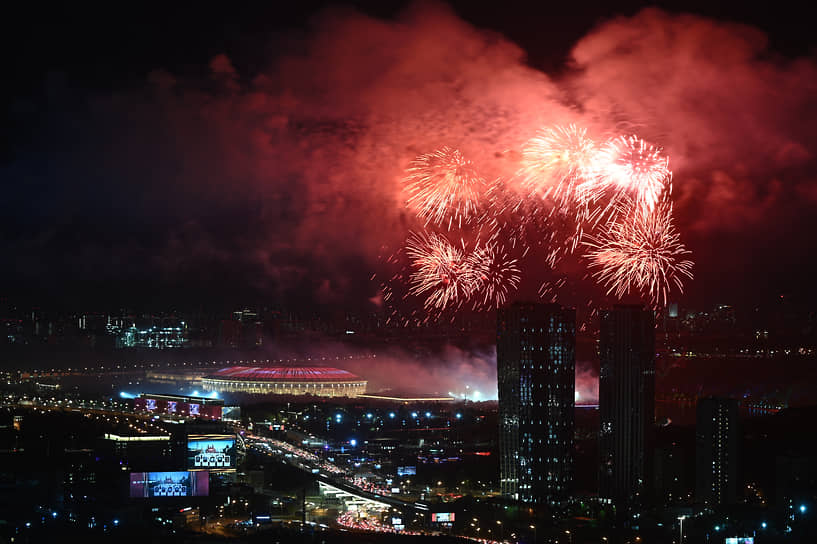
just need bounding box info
[2,2,817,542]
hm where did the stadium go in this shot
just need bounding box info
[200,366,367,398]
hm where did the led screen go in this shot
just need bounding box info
[222,406,241,421]
[187,434,236,471]
[432,513,455,522]
[129,471,209,498]
[397,466,416,476]
[725,539,754,544]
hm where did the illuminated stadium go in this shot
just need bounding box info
[201,366,367,398]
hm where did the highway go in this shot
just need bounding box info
[246,433,430,513]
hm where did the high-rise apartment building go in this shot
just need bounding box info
[599,305,656,506]
[497,302,575,504]
[695,397,738,506]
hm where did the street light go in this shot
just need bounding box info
[678,515,687,544]
[530,524,537,543]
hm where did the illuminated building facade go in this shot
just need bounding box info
[201,366,367,397]
[117,325,187,348]
[134,393,223,420]
[695,397,738,506]
[599,305,655,506]
[497,302,576,504]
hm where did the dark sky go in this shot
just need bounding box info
[3,1,816,314]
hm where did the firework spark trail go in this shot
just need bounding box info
[465,242,521,310]
[518,125,600,208]
[405,231,473,312]
[404,147,485,230]
[385,124,692,316]
[583,198,693,308]
[594,135,671,213]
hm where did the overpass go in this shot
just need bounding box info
[250,434,430,513]
[317,481,391,509]
[314,473,430,513]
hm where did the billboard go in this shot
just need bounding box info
[222,406,241,421]
[725,539,754,544]
[432,513,455,523]
[129,471,209,498]
[135,396,222,420]
[187,434,236,471]
[397,466,416,476]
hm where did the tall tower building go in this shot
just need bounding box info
[695,397,738,507]
[497,302,575,504]
[599,305,656,506]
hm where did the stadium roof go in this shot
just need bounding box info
[206,366,362,382]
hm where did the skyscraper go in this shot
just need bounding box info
[599,305,655,506]
[695,397,738,507]
[497,302,575,504]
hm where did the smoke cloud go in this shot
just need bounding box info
[4,2,817,309]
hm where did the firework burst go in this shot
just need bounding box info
[595,135,670,212]
[380,124,693,320]
[518,124,601,210]
[584,199,693,308]
[405,231,473,312]
[465,241,521,310]
[404,147,485,229]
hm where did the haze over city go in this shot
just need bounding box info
[1,2,816,544]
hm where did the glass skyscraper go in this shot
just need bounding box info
[497,302,575,504]
[599,305,655,507]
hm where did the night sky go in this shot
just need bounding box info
[3,1,816,313]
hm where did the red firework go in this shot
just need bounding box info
[403,147,485,229]
[594,135,671,212]
[518,124,601,211]
[583,199,693,308]
[465,241,521,310]
[405,231,471,312]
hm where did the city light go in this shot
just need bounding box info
[3,7,814,544]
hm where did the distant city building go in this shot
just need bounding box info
[134,393,223,421]
[599,305,655,507]
[117,324,188,349]
[497,302,576,505]
[653,428,689,506]
[696,397,738,507]
[145,369,205,387]
[201,366,367,397]
[218,317,263,349]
